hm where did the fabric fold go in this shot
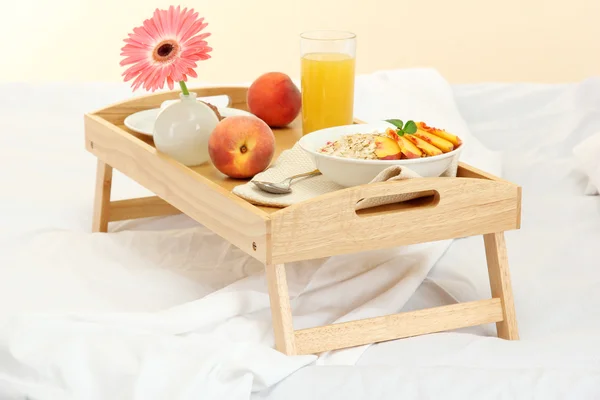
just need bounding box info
[573,131,600,195]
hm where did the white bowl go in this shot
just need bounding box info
[298,122,464,187]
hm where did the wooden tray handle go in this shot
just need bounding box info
[354,190,440,216]
[348,177,455,215]
[350,177,458,199]
[277,176,511,220]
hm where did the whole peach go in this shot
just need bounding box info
[247,72,301,127]
[208,115,276,179]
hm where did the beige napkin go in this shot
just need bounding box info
[232,143,459,209]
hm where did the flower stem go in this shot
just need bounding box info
[179,81,190,96]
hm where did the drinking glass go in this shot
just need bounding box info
[300,30,356,135]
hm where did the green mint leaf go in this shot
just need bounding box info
[404,120,417,134]
[396,128,405,136]
[385,119,404,129]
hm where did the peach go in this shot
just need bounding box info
[374,136,402,160]
[398,136,423,159]
[208,115,276,179]
[385,128,422,159]
[414,129,454,153]
[247,72,301,127]
[416,121,462,147]
[405,135,443,157]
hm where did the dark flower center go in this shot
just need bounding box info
[157,43,174,57]
[152,40,179,63]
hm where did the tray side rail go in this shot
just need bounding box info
[270,176,521,264]
[293,298,504,355]
[84,114,270,262]
[91,86,249,126]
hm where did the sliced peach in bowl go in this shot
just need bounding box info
[398,136,423,159]
[405,135,443,157]
[374,136,402,160]
[416,122,462,147]
[384,128,422,159]
[414,130,454,153]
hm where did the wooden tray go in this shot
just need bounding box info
[84,86,521,356]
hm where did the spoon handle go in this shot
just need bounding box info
[286,169,321,183]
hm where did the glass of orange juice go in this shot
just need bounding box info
[300,30,356,135]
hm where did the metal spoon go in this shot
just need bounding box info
[253,169,321,194]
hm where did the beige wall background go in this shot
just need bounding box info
[3,0,599,85]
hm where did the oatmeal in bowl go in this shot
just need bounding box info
[298,121,464,187]
[317,133,404,160]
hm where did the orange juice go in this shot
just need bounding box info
[301,52,355,134]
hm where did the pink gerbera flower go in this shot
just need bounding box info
[120,6,212,92]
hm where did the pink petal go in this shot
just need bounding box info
[131,78,144,91]
[186,68,198,78]
[179,47,208,59]
[129,26,156,45]
[157,67,170,89]
[172,61,189,81]
[167,76,175,90]
[122,39,152,52]
[180,49,209,61]
[123,39,152,49]
[119,54,150,67]
[174,57,195,68]
[142,66,161,91]
[121,59,150,75]
[142,17,161,41]
[179,54,202,62]
[168,5,179,36]
[121,61,151,81]
[159,9,170,36]
[182,35,211,49]
[120,47,146,57]
[180,19,207,43]
[179,46,211,61]
[151,8,165,38]
[162,63,180,82]
[175,10,197,42]
[131,64,157,90]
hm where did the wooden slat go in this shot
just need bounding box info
[458,162,511,184]
[266,264,296,355]
[91,160,113,233]
[108,196,182,222]
[294,299,503,355]
[484,232,520,340]
[270,177,521,264]
[84,114,270,262]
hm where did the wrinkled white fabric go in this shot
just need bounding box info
[261,79,600,398]
[1,73,599,400]
[574,131,600,195]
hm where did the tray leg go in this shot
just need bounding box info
[484,232,519,340]
[265,263,296,355]
[92,159,113,233]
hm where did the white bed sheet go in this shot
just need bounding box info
[0,75,599,399]
[573,130,600,195]
[260,81,600,398]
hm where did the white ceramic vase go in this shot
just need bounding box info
[153,92,220,166]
